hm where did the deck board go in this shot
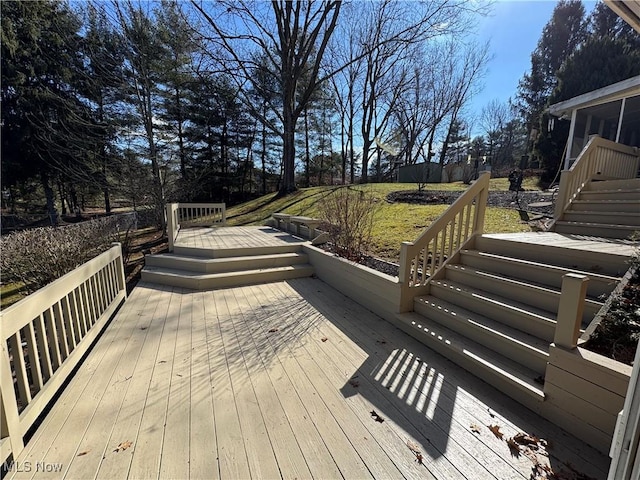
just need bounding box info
[175,226,307,251]
[9,278,610,480]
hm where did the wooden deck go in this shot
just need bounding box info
[175,226,307,251]
[484,231,638,256]
[8,277,609,479]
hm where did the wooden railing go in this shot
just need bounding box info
[0,244,127,464]
[166,203,226,251]
[554,136,639,220]
[399,172,490,311]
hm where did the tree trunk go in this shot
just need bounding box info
[281,107,297,194]
[41,171,58,226]
[304,109,310,187]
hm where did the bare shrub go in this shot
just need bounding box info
[1,214,137,293]
[317,187,378,261]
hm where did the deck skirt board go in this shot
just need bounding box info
[9,279,609,480]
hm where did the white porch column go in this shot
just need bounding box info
[616,97,626,143]
[564,109,578,170]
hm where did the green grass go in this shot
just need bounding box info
[0,282,27,309]
[227,180,537,261]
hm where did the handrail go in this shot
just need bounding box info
[398,172,490,312]
[554,136,639,220]
[166,203,226,252]
[0,244,127,464]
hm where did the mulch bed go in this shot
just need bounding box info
[387,189,556,216]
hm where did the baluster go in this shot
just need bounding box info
[35,314,53,381]
[53,301,70,361]
[430,235,439,277]
[8,332,31,407]
[77,282,91,335]
[87,275,99,324]
[70,287,86,340]
[61,295,77,351]
[44,309,59,372]
[24,322,44,393]
[448,218,455,256]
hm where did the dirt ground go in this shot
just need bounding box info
[124,228,167,292]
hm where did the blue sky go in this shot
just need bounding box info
[469,0,597,123]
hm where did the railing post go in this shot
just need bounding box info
[166,203,176,252]
[554,171,570,219]
[0,333,24,461]
[398,242,414,313]
[222,204,227,226]
[111,242,127,298]
[473,172,490,234]
[554,273,589,350]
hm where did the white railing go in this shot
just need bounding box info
[166,203,226,251]
[0,244,127,464]
[554,136,639,220]
[398,172,490,311]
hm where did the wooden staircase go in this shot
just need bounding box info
[141,244,314,290]
[396,235,629,410]
[554,178,640,239]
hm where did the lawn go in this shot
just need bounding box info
[227,179,539,261]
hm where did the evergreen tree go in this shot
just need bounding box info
[1,0,95,224]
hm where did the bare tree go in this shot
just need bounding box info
[345,0,482,183]
[192,0,341,194]
[114,0,169,231]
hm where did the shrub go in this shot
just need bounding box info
[317,187,378,261]
[585,250,639,365]
[1,214,137,293]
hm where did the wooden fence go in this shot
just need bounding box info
[0,244,127,464]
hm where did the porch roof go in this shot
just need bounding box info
[548,75,640,119]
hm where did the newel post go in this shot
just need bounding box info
[554,273,589,350]
[398,242,414,313]
[166,203,176,252]
[473,172,490,234]
[554,171,570,220]
[111,242,127,298]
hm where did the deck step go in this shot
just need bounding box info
[568,199,640,213]
[459,249,619,299]
[414,293,550,372]
[141,264,314,290]
[583,178,640,191]
[145,252,309,273]
[554,221,640,240]
[577,189,640,201]
[444,264,603,323]
[561,211,640,227]
[426,279,558,342]
[173,243,305,259]
[395,312,545,410]
[474,236,629,276]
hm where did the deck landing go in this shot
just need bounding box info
[8,278,609,479]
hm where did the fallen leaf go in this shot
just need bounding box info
[376,339,387,345]
[370,410,385,423]
[349,379,359,388]
[406,439,421,455]
[113,441,133,453]
[506,437,521,457]
[470,424,482,434]
[487,424,504,440]
[416,453,423,465]
[77,450,90,457]
[321,337,328,342]
[268,327,279,333]
[513,432,540,448]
